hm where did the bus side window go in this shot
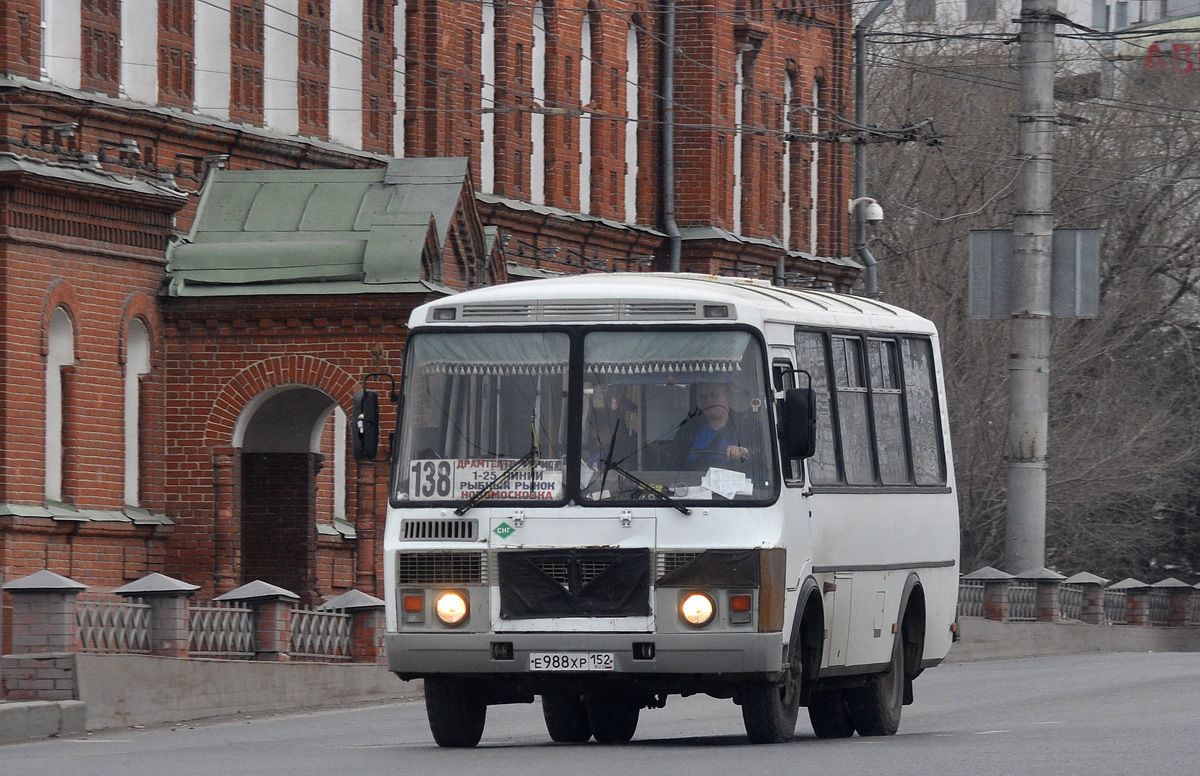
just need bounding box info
[902,337,947,485]
[795,330,839,484]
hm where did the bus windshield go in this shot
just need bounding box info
[393,328,777,506]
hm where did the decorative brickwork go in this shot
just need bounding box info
[81,0,122,97]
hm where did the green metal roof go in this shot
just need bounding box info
[165,157,471,297]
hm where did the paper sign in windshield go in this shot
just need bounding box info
[701,467,753,499]
[408,459,564,501]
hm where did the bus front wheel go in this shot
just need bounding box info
[542,693,593,742]
[740,661,801,743]
[584,692,640,743]
[424,677,487,748]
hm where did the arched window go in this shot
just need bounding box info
[810,79,821,255]
[734,47,749,234]
[46,308,75,502]
[580,10,595,214]
[624,25,640,223]
[124,320,151,507]
[481,0,497,193]
[395,0,407,156]
[782,71,796,250]
[531,0,547,205]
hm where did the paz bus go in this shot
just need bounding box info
[352,273,959,747]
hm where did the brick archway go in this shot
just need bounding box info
[206,356,381,600]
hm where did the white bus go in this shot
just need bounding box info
[353,273,959,747]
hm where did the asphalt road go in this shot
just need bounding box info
[4,652,1198,776]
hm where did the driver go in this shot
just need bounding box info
[672,381,753,470]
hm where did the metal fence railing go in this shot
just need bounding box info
[1006,580,1038,622]
[956,571,1200,626]
[957,579,985,618]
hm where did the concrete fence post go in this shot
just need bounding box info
[1151,578,1193,627]
[1015,567,1066,622]
[320,589,386,664]
[1110,578,1151,626]
[113,573,200,657]
[214,580,300,662]
[3,571,87,654]
[2,571,87,701]
[963,567,1014,622]
[1063,572,1108,625]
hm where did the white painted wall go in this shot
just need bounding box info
[264,0,300,135]
[194,0,231,120]
[120,0,159,103]
[330,0,364,148]
[43,0,82,88]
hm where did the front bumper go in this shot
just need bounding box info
[387,630,784,676]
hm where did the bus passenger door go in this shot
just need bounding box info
[823,572,853,667]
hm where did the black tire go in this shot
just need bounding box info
[807,688,855,739]
[740,660,801,744]
[584,692,640,743]
[846,633,904,736]
[542,693,593,743]
[424,677,487,748]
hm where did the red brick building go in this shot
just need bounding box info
[0,0,857,641]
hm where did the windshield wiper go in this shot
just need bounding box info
[595,420,691,516]
[453,446,540,516]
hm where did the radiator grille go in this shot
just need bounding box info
[400,518,478,541]
[657,551,705,577]
[397,551,486,585]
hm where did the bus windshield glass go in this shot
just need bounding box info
[395,331,571,505]
[392,328,777,506]
[581,329,775,503]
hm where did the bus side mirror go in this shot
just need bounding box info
[352,389,380,461]
[781,387,816,460]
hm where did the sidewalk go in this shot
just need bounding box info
[2,654,423,745]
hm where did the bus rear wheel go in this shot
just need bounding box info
[584,692,640,743]
[542,693,593,742]
[424,677,487,748]
[846,633,904,736]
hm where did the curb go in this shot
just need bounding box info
[0,700,87,744]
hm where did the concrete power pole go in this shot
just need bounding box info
[1005,0,1057,572]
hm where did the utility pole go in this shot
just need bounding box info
[1006,0,1057,572]
[853,0,893,298]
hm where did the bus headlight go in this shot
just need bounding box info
[434,591,469,626]
[680,592,715,627]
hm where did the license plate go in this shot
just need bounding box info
[529,652,615,671]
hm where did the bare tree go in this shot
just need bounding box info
[864,39,1200,581]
